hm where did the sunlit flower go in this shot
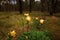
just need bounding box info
[10,30,16,37]
[26,16,31,21]
[40,19,44,24]
[24,13,29,16]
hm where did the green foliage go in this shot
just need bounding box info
[32,18,40,27]
[30,18,43,30]
[17,31,52,40]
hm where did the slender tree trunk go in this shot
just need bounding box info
[0,0,1,11]
[48,0,55,16]
[25,0,28,11]
[53,0,57,13]
[29,0,34,13]
[40,0,44,12]
[29,0,31,13]
[19,0,23,14]
[0,0,1,10]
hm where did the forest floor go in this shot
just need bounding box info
[0,11,60,40]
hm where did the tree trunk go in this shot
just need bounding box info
[29,0,31,13]
[48,0,55,16]
[19,0,23,14]
[53,0,57,13]
[29,0,34,13]
[0,0,1,11]
[40,0,44,12]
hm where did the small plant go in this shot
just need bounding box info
[17,31,52,40]
[30,18,42,30]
